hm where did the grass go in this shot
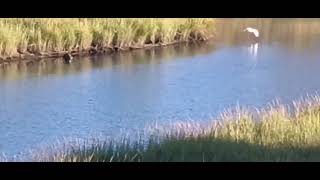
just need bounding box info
[0,18,216,60]
[24,95,320,162]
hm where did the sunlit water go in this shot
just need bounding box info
[1,19,320,157]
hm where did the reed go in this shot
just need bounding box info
[0,18,216,60]
[28,95,320,162]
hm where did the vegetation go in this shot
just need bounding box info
[26,96,320,162]
[0,18,215,60]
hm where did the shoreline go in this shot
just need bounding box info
[0,39,211,64]
[0,18,216,64]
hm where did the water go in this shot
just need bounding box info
[1,19,320,156]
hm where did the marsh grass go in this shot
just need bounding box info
[0,18,216,60]
[24,95,320,162]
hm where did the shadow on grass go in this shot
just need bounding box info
[56,137,320,162]
[141,138,320,162]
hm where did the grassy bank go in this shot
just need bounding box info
[28,96,320,162]
[0,18,215,61]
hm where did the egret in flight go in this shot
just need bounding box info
[243,27,259,37]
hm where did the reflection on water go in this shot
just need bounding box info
[248,43,259,59]
[246,43,259,73]
[2,19,320,157]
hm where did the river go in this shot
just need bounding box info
[1,18,320,156]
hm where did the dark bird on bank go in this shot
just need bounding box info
[63,53,73,64]
[89,45,98,55]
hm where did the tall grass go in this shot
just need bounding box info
[0,18,216,59]
[28,95,320,162]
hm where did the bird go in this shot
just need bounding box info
[244,27,259,37]
[243,27,260,43]
[63,53,73,64]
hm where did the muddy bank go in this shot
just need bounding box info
[0,39,211,66]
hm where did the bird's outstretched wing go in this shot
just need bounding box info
[244,27,259,37]
[253,30,259,37]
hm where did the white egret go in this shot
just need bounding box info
[243,27,259,37]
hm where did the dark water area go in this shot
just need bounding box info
[1,19,320,156]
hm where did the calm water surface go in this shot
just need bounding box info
[1,19,320,156]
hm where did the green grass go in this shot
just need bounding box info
[26,96,320,162]
[0,18,216,59]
